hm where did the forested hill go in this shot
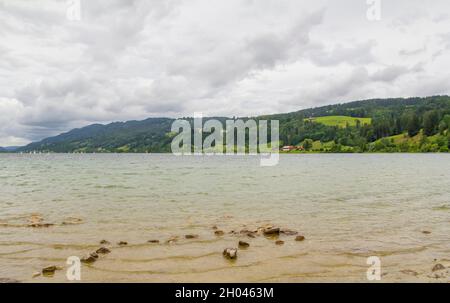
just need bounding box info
[15,95,450,153]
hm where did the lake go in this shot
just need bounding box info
[0,154,449,282]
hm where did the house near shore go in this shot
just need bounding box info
[281,145,296,152]
[281,145,305,152]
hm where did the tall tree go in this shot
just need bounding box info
[407,112,421,137]
[423,110,439,136]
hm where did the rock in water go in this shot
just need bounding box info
[100,240,110,245]
[295,235,305,241]
[185,234,199,239]
[118,241,128,246]
[281,229,298,236]
[263,227,280,235]
[148,240,160,243]
[61,217,83,225]
[238,241,250,248]
[42,266,58,275]
[432,264,445,272]
[166,236,178,244]
[422,230,431,234]
[81,255,97,264]
[275,240,284,245]
[96,247,111,254]
[214,230,224,236]
[28,223,54,228]
[223,248,238,260]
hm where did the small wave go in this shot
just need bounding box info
[88,259,266,275]
[432,205,450,211]
[338,245,428,257]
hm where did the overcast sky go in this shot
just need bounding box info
[1,0,449,146]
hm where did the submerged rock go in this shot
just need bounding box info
[281,229,298,236]
[185,234,199,239]
[27,214,43,225]
[214,230,225,236]
[422,230,431,234]
[240,229,257,238]
[42,266,59,275]
[432,264,445,272]
[118,241,128,246]
[61,217,83,225]
[28,223,54,228]
[148,240,160,243]
[96,247,111,254]
[275,240,284,245]
[295,235,305,241]
[81,255,97,264]
[238,241,250,248]
[263,227,280,235]
[166,236,178,244]
[223,248,238,260]
[100,240,110,245]
[212,225,218,230]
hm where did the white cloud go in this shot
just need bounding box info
[0,0,449,145]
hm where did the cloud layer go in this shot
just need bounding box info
[1,0,449,145]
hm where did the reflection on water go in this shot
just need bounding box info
[0,154,449,282]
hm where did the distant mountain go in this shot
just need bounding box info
[19,118,175,153]
[0,146,20,152]
[18,96,450,153]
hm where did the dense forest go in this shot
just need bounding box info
[7,95,450,153]
[265,95,450,152]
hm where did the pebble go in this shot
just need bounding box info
[185,234,199,239]
[432,264,445,272]
[223,248,238,260]
[263,227,280,235]
[81,254,97,264]
[42,266,59,275]
[238,241,250,248]
[295,235,305,241]
[96,247,111,254]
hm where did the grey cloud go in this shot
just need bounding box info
[307,41,376,66]
[370,63,424,82]
[0,0,449,145]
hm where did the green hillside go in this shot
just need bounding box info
[16,95,450,153]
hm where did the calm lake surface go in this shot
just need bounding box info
[0,154,449,282]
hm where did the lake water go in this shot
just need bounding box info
[0,154,449,282]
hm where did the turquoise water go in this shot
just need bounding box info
[0,154,449,282]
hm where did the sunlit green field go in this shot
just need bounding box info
[307,116,372,128]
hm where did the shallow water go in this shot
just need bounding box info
[0,154,449,282]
